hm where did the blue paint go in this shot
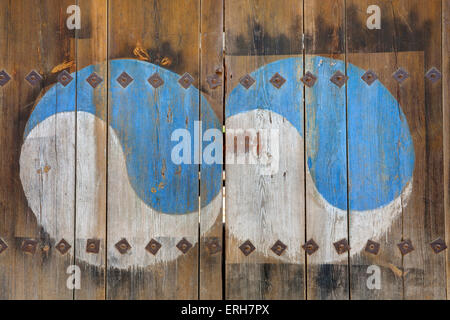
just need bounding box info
[24,59,222,214]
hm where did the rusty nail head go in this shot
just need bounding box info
[148,72,164,88]
[270,72,286,89]
[333,239,350,255]
[25,70,43,87]
[301,71,317,88]
[239,240,255,256]
[57,70,73,87]
[364,240,380,255]
[145,238,162,255]
[0,238,8,254]
[86,72,103,89]
[86,239,100,254]
[176,238,193,254]
[330,71,348,88]
[425,67,442,83]
[0,70,11,87]
[239,74,255,90]
[115,238,131,254]
[271,240,287,256]
[178,72,194,89]
[302,239,319,255]
[361,70,378,86]
[207,74,222,89]
[430,238,447,254]
[397,239,414,255]
[206,238,222,255]
[392,68,410,83]
[117,71,133,88]
[55,238,71,255]
[21,239,38,254]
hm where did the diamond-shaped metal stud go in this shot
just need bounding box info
[392,68,410,83]
[176,238,193,254]
[86,72,103,89]
[333,239,350,255]
[56,239,71,255]
[0,70,11,87]
[425,67,442,84]
[364,240,380,255]
[330,71,348,88]
[148,72,164,88]
[361,70,378,86]
[271,240,287,256]
[0,238,8,254]
[239,74,255,89]
[206,238,222,255]
[301,71,317,88]
[397,239,414,255]
[57,70,73,87]
[239,240,255,256]
[430,238,447,254]
[21,239,38,254]
[178,72,194,89]
[270,72,286,89]
[302,239,319,255]
[207,74,222,89]
[117,71,133,88]
[115,238,131,254]
[86,239,100,254]
[145,239,162,255]
[25,70,43,87]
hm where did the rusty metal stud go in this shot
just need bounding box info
[145,238,162,255]
[333,239,350,255]
[117,71,133,88]
[0,70,11,87]
[239,74,255,90]
[178,72,194,89]
[86,72,103,89]
[271,240,287,256]
[57,70,73,87]
[302,239,319,255]
[21,239,38,254]
[330,71,348,88]
[0,238,8,254]
[361,70,378,86]
[206,238,222,255]
[425,67,442,84]
[115,238,131,254]
[176,238,193,254]
[397,239,414,255]
[364,240,380,255]
[207,74,222,89]
[301,71,317,88]
[239,240,255,256]
[148,72,164,88]
[430,238,447,254]
[392,68,409,83]
[86,239,100,254]
[270,72,286,89]
[25,70,43,87]
[56,239,71,255]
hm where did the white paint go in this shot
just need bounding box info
[367,5,381,30]
[66,265,81,290]
[66,5,81,30]
[366,265,381,290]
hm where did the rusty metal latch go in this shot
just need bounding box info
[330,71,348,88]
[56,239,71,255]
[301,71,317,88]
[333,239,350,255]
[21,239,38,254]
[57,70,73,87]
[25,70,43,87]
[178,73,194,89]
[430,238,447,254]
[239,74,255,90]
[145,239,162,255]
[239,240,255,256]
[176,238,193,254]
[0,238,8,254]
[0,70,11,87]
[270,72,286,89]
[361,70,378,86]
[271,240,287,256]
[117,71,133,88]
[86,239,100,254]
[148,72,164,88]
[206,238,222,255]
[302,239,319,255]
[207,74,222,89]
[425,67,442,83]
[392,68,409,83]
[115,238,132,254]
[86,72,103,89]
[397,239,414,255]
[364,240,380,255]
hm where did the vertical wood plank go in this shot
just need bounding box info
[75,0,108,300]
[0,0,76,299]
[200,0,224,300]
[225,0,305,300]
[444,0,450,300]
[304,0,349,300]
[107,0,200,299]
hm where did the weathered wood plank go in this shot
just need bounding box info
[107,0,200,299]
[444,0,450,300]
[225,0,305,300]
[0,0,76,299]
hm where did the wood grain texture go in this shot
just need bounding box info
[0,0,76,299]
[444,0,450,301]
[304,0,349,300]
[225,0,305,300]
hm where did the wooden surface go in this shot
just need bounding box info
[444,0,450,300]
